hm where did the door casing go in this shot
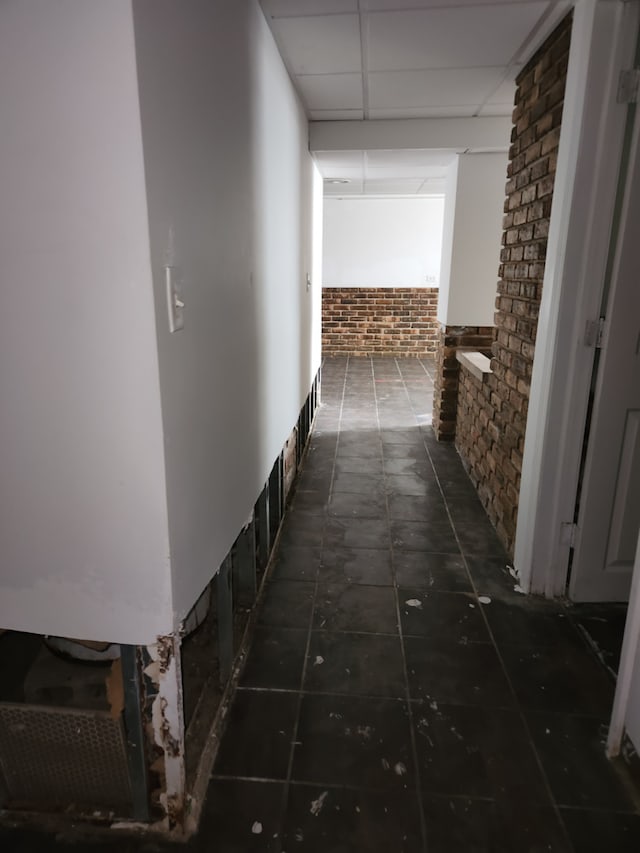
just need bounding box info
[514,0,640,598]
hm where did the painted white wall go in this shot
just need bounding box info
[323,197,444,288]
[0,0,172,643]
[132,0,321,625]
[438,152,508,326]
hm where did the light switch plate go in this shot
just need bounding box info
[165,266,185,333]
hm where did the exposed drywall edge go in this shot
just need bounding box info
[457,350,492,382]
[145,635,185,832]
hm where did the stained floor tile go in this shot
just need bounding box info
[393,552,471,591]
[398,589,490,642]
[292,694,414,791]
[320,546,393,586]
[240,627,307,690]
[259,581,315,630]
[270,545,321,582]
[213,690,298,780]
[500,638,615,715]
[313,583,398,634]
[405,636,514,707]
[560,807,640,852]
[422,796,572,853]
[195,779,285,852]
[391,519,459,554]
[304,632,405,697]
[414,704,549,804]
[282,784,422,853]
[526,712,636,810]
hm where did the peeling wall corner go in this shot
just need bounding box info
[144,634,186,833]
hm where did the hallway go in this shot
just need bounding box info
[205,356,640,852]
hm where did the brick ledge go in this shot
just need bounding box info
[456,350,492,382]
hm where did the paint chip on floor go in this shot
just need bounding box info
[313,655,324,666]
[478,595,492,604]
[310,791,328,816]
[405,598,422,608]
[251,821,263,834]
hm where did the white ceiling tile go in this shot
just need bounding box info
[364,178,425,194]
[309,109,365,120]
[314,150,364,169]
[314,160,364,180]
[477,104,514,116]
[369,67,504,109]
[417,177,447,195]
[270,15,361,75]
[260,0,358,18]
[366,164,448,179]
[367,105,478,118]
[361,0,545,10]
[296,73,363,110]
[324,179,364,195]
[321,165,365,181]
[367,4,548,71]
[485,77,517,105]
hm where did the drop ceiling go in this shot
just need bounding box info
[259,0,571,194]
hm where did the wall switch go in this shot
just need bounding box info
[166,266,185,333]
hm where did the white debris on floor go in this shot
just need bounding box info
[310,791,328,816]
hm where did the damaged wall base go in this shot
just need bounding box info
[0,370,321,840]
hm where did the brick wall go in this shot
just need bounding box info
[322,287,439,356]
[454,14,572,555]
[432,325,494,440]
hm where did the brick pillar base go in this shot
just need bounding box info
[432,324,494,440]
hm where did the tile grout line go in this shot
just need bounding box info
[278,355,350,847]
[377,355,429,853]
[396,356,576,850]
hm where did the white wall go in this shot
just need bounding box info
[0,0,320,643]
[132,0,321,625]
[438,152,508,326]
[0,0,172,643]
[323,197,444,288]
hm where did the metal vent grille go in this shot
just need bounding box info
[0,702,132,813]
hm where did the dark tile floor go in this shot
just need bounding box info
[1,355,639,852]
[206,356,640,853]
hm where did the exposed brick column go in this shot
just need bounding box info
[432,324,494,441]
[322,287,439,357]
[453,13,572,554]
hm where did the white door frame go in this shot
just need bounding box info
[514,0,639,596]
[608,529,640,756]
